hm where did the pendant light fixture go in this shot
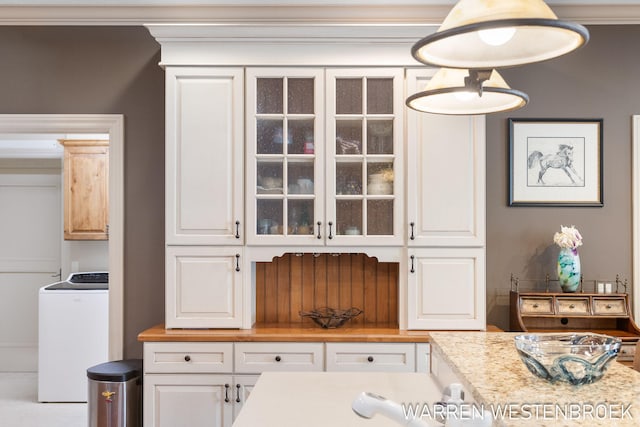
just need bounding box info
[411,0,589,69]
[406,68,528,115]
[406,0,589,115]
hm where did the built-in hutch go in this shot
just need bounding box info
[141,19,486,427]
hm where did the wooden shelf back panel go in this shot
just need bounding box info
[255,253,398,327]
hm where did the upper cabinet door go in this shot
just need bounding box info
[246,68,325,246]
[325,68,405,246]
[406,69,486,247]
[166,67,244,245]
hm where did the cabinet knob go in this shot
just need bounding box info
[184,355,191,362]
[569,304,575,309]
[532,304,539,308]
[275,355,281,362]
[606,304,612,309]
[367,356,374,363]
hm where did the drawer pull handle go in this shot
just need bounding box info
[316,221,322,239]
[532,304,539,308]
[410,255,415,274]
[235,220,241,239]
[409,222,415,240]
[367,356,374,363]
[235,254,240,272]
[184,355,191,362]
[225,384,230,403]
[569,304,575,309]
[606,304,612,309]
[275,355,281,362]
[328,222,334,240]
[236,384,241,403]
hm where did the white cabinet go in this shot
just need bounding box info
[246,68,404,246]
[234,342,324,373]
[143,342,258,427]
[325,342,415,372]
[165,66,245,329]
[405,69,486,330]
[165,67,244,245]
[407,247,486,330]
[144,374,233,427]
[406,69,485,247]
[165,246,243,328]
[416,343,431,373]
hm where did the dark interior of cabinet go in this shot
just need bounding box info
[254,253,398,327]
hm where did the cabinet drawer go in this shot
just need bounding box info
[234,342,324,373]
[556,298,590,315]
[618,342,637,362]
[325,343,415,372]
[520,297,553,315]
[144,342,233,374]
[592,298,627,316]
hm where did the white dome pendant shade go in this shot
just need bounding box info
[411,0,589,69]
[406,68,529,115]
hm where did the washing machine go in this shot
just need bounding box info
[38,272,109,402]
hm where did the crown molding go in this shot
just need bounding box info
[0,4,640,26]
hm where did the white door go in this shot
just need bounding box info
[0,170,61,371]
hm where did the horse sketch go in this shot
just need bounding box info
[527,144,583,185]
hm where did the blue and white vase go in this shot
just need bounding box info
[557,247,581,292]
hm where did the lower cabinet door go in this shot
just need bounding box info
[232,375,260,420]
[407,247,486,330]
[165,246,243,328]
[144,374,233,427]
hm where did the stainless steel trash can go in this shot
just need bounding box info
[87,359,142,427]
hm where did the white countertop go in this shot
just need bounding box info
[232,371,444,427]
[429,332,640,427]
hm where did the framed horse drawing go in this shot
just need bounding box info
[509,118,603,206]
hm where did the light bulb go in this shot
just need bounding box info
[454,91,477,101]
[478,27,516,46]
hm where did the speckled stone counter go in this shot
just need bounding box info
[429,332,640,427]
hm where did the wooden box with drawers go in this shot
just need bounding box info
[510,291,640,363]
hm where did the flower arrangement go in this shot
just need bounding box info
[553,225,583,250]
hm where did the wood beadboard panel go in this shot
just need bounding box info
[255,253,399,327]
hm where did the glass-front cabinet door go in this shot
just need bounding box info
[247,68,403,246]
[326,68,404,246]
[246,69,324,245]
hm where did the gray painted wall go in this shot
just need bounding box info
[0,27,166,358]
[486,25,637,330]
[1,25,635,355]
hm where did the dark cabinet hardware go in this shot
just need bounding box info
[184,355,191,362]
[410,222,415,240]
[328,222,333,239]
[317,221,322,239]
[236,384,241,403]
[235,254,240,272]
[275,355,281,362]
[410,255,415,273]
[235,220,240,239]
[367,356,374,362]
[225,384,230,403]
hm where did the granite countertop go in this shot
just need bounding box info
[429,332,640,427]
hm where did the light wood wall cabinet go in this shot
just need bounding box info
[59,139,109,240]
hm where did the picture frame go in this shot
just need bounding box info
[509,118,603,207]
